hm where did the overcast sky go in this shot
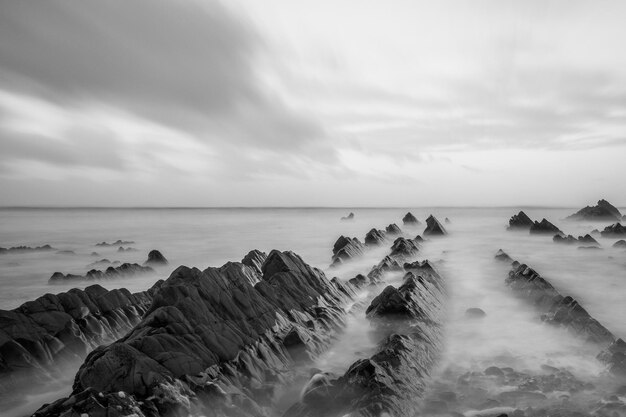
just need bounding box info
[1,0,625,207]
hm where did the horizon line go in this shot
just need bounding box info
[0,205,607,210]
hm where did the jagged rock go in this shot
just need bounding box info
[341,212,355,221]
[56,250,75,255]
[385,223,402,235]
[507,211,534,230]
[495,249,513,263]
[601,223,626,237]
[567,199,622,221]
[330,236,364,267]
[529,219,562,235]
[445,217,451,224]
[553,234,577,244]
[49,263,154,282]
[367,256,403,283]
[241,249,267,276]
[144,249,169,266]
[402,212,420,225]
[613,240,626,248]
[578,234,599,245]
[366,274,428,320]
[364,228,386,246]
[389,237,420,259]
[0,244,55,255]
[34,250,354,417]
[465,308,486,319]
[95,240,134,247]
[87,259,120,268]
[423,215,447,236]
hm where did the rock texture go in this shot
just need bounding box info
[241,249,267,276]
[494,249,513,263]
[364,228,386,246]
[529,218,562,235]
[0,244,55,255]
[600,222,626,237]
[33,250,358,417]
[423,215,447,236]
[285,263,446,417]
[402,212,420,225]
[144,249,168,266]
[553,234,599,246]
[567,199,622,221]
[507,211,534,230]
[330,236,365,267]
[385,223,402,235]
[49,263,154,282]
[0,284,159,401]
[613,240,626,248]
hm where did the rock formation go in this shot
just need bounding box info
[613,240,626,248]
[95,240,134,247]
[507,211,533,230]
[385,223,402,235]
[494,249,513,263]
[0,244,55,255]
[423,215,447,236]
[529,218,562,235]
[49,263,154,282]
[553,234,599,246]
[364,228,386,246]
[144,249,169,266]
[600,222,626,237]
[567,199,622,221]
[330,236,365,267]
[402,212,420,225]
[340,212,355,221]
[241,249,267,276]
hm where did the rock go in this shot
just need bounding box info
[117,246,137,252]
[95,240,134,247]
[35,250,355,417]
[340,212,355,221]
[241,249,267,275]
[613,240,626,248]
[445,217,451,224]
[364,228,386,246]
[577,234,599,245]
[86,259,120,268]
[553,234,577,244]
[465,308,486,319]
[484,366,504,376]
[507,211,533,230]
[495,249,513,263]
[0,244,55,255]
[385,223,402,235]
[389,237,420,259]
[567,199,622,221]
[367,255,403,283]
[600,223,626,237]
[330,236,364,267]
[49,263,154,282]
[529,219,562,235]
[402,212,420,225]
[144,249,169,266]
[423,215,447,236]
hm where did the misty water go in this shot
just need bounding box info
[1,207,625,416]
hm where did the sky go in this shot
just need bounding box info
[0,0,625,207]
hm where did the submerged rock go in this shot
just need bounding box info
[402,212,420,225]
[340,212,355,221]
[613,240,626,248]
[96,240,134,247]
[529,219,562,235]
[330,236,364,267]
[600,223,626,237]
[144,249,168,266]
[465,307,486,319]
[364,228,387,246]
[507,211,533,230]
[386,223,402,235]
[49,263,154,282]
[495,249,513,263]
[389,237,420,259]
[445,217,451,224]
[0,244,55,255]
[553,234,578,244]
[567,199,622,221]
[424,214,447,236]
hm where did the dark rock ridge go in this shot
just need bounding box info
[553,233,599,246]
[341,212,355,221]
[49,263,154,282]
[385,223,402,235]
[567,199,622,221]
[331,236,365,267]
[144,249,169,266]
[241,249,267,277]
[0,283,159,401]
[614,240,626,248]
[364,228,386,246]
[33,250,357,417]
[507,211,533,230]
[367,255,403,283]
[117,246,138,252]
[600,222,626,237]
[505,261,625,375]
[529,218,562,235]
[285,263,446,417]
[402,212,420,225]
[95,240,134,247]
[423,214,447,236]
[494,249,513,263]
[389,236,421,259]
[0,244,55,255]
[87,259,121,268]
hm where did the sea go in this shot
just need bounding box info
[1,207,625,416]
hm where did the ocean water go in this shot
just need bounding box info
[1,207,625,415]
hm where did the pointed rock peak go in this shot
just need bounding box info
[424,215,447,236]
[261,250,307,280]
[402,212,419,225]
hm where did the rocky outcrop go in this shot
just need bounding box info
[117,246,137,252]
[385,223,402,235]
[144,249,169,266]
[0,244,55,255]
[507,211,533,230]
[331,236,365,267]
[553,234,599,246]
[340,212,355,221]
[600,222,626,237]
[367,256,403,283]
[505,261,623,375]
[285,265,445,417]
[49,262,154,282]
[402,212,420,225]
[494,249,513,263]
[445,217,451,224]
[389,237,420,259]
[423,215,447,236]
[241,249,267,276]
[613,240,626,248]
[33,250,356,417]
[0,283,159,401]
[95,240,134,247]
[364,228,386,246]
[529,218,562,235]
[567,199,622,221]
